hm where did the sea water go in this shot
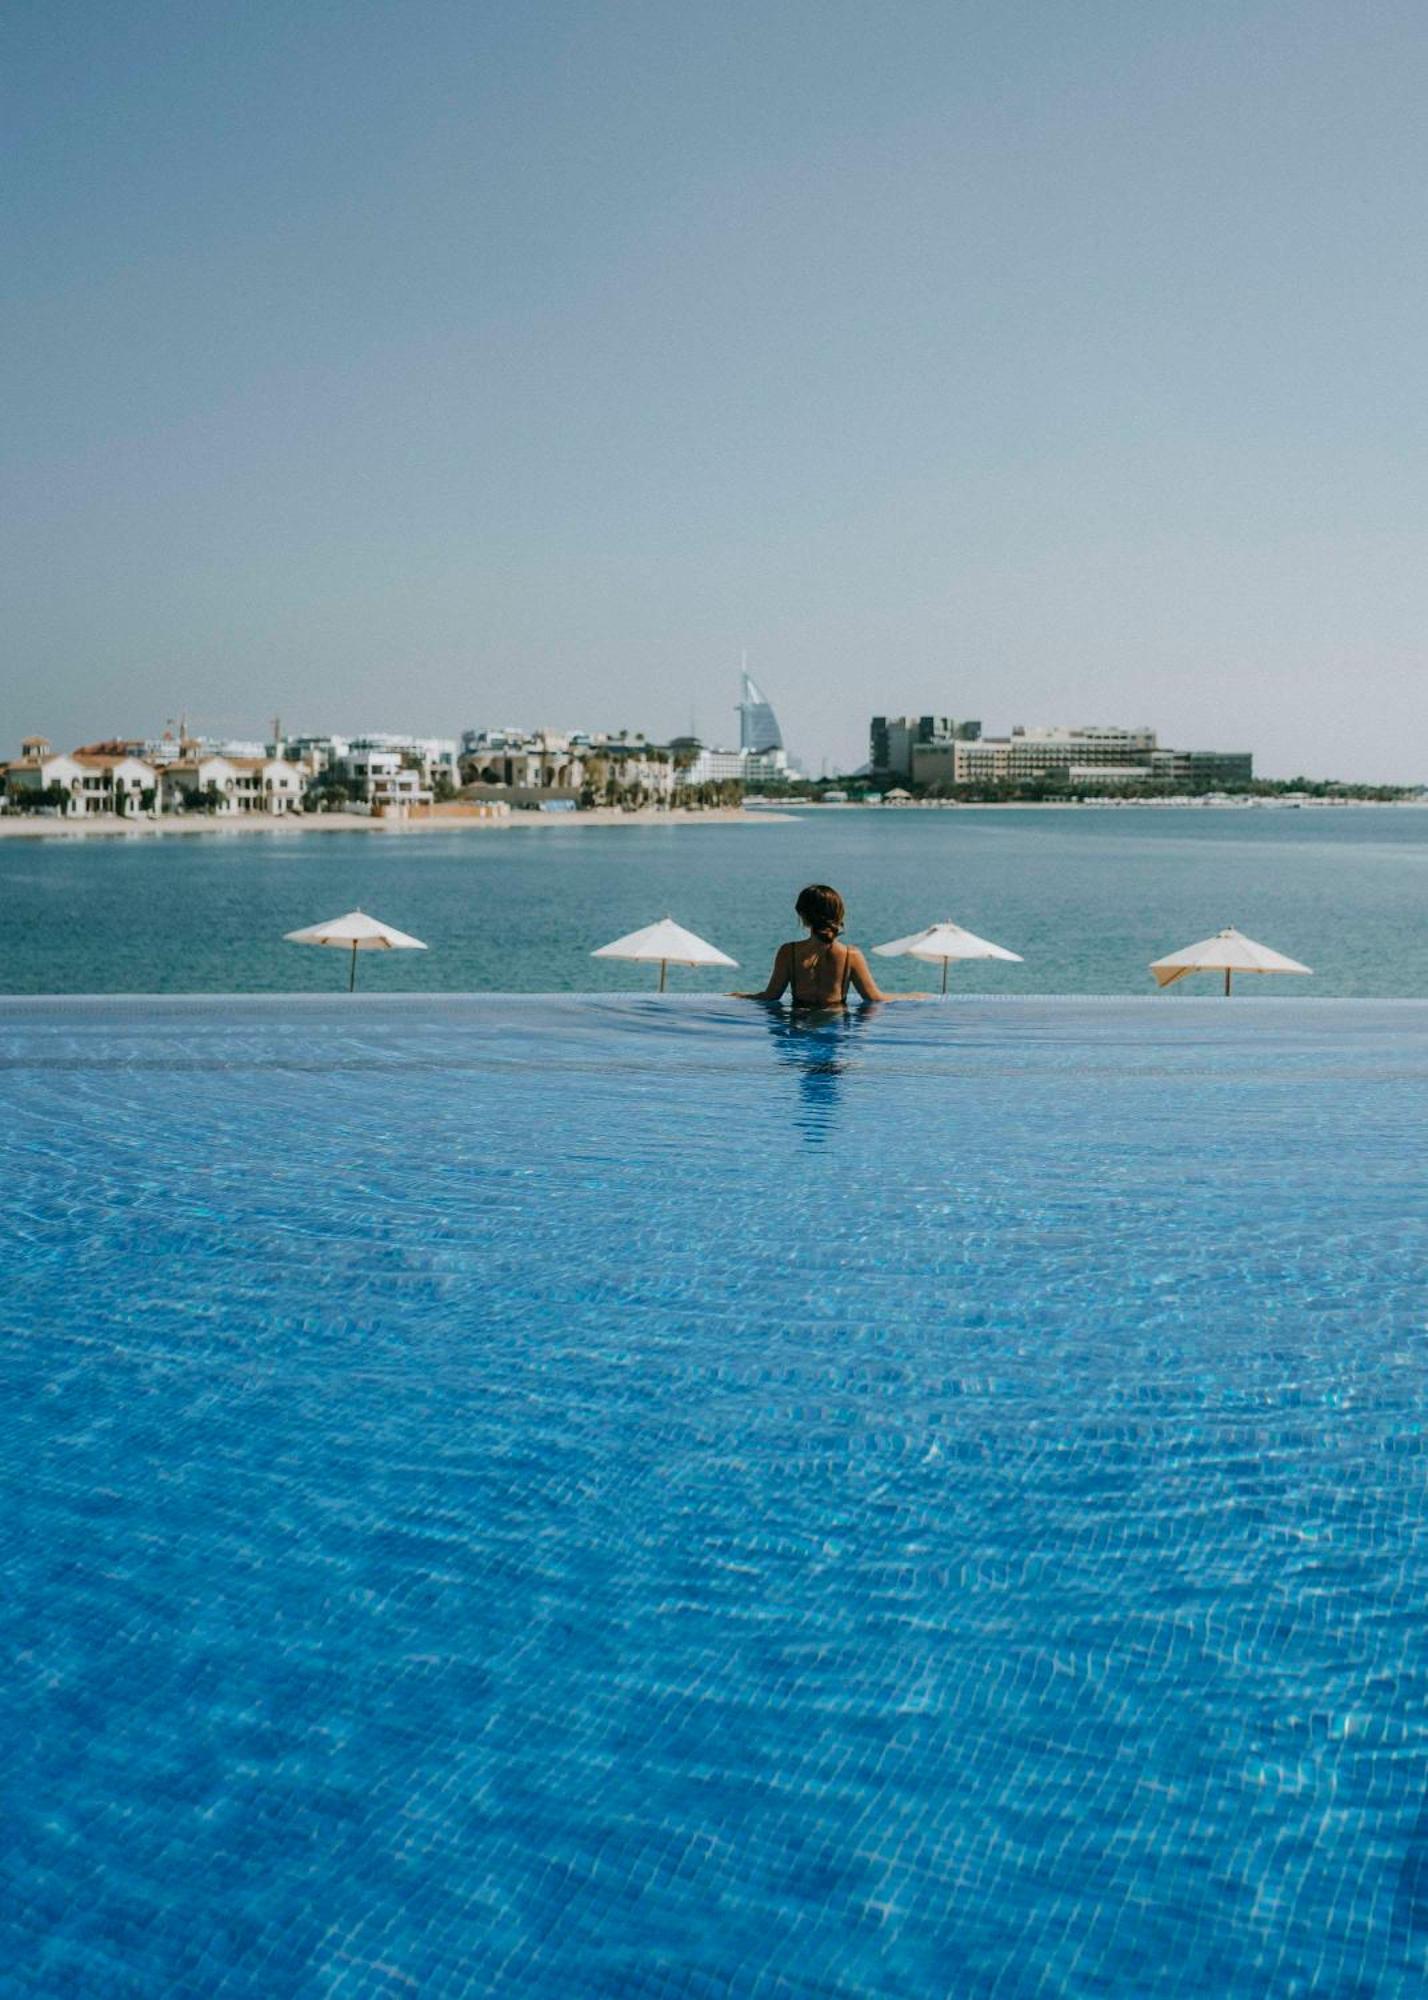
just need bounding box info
[0,805,1424,996]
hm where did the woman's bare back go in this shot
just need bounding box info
[787,938,855,1006]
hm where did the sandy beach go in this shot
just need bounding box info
[0,805,786,841]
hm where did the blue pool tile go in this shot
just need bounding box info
[1,996,1426,1996]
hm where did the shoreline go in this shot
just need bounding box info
[748,797,1426,813]
[0,805,784,841]
[1,797,1420,841]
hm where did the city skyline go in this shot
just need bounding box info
[0,678,1357,789]
[6,4,1428,782]
[0,693,1295,801]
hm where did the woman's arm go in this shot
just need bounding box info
[845,946,886,1002]
[732,942,792,1000]
[846,947,926,1002]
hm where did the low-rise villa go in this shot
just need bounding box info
[3,739,160,816]
[2,737,306,816]
[157,753,305,815]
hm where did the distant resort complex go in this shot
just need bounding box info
[868,715,1254,793]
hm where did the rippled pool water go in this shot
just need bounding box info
[4,996,1427,1996]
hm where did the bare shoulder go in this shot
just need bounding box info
[844,942,889,1002]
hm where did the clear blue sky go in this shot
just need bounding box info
[5,1,1426,779]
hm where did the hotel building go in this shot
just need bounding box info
[883,720,1253,790]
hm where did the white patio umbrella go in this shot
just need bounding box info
[591,916,737,991]
[1149,926,1312,996]
[873,919,1024,994]
[284,908,428,990]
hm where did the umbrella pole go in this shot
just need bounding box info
[350,941,358,993]
[1224,968,1231,998]
[941,959,949,996]
[658,959,667,993]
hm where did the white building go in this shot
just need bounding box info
[6,734,315,817]
[159,755,238,812]
[247,757,307,811]
[4,742,102,814]
[674,745,796,789]
[3,742,160,816]
[159,753,306,814]
[915,726,1160,789]
[679,747,745,786]
[9,739,305,817]
[345,734,458,790]
[78,753,159,814]
[3,738,297,816]
[340,747,431,809]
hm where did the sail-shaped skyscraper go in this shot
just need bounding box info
[676,666,798,790]
[738,670,784,756]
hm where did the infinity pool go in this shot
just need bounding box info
[4,997,1427,1996]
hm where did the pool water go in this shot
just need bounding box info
[3,996,1427,1996]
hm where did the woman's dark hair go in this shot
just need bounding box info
[795,883,846,943]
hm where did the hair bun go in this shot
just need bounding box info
[795,883,847,943]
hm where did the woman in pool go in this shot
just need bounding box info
[735,884,914,1006]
